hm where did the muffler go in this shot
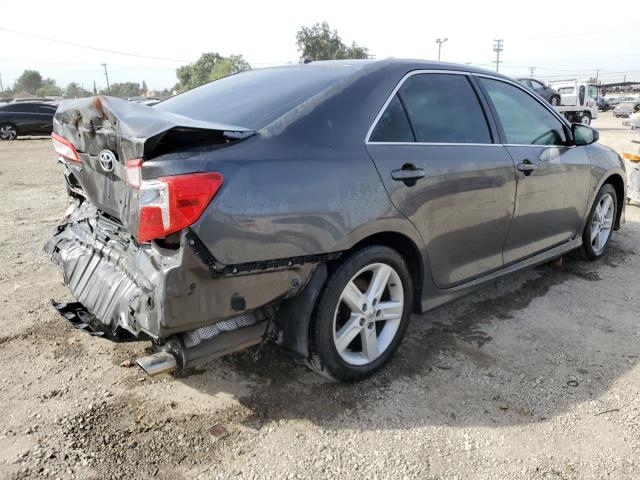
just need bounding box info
[136,319,268,376]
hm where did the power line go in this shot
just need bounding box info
[0,26,191,63]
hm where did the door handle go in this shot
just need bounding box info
[391,166,426,186]
[516,160,537,176]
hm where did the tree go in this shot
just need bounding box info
[296,22,369,61]
[64,82,93,98]
[103,82,142,98]
[176,52,250,92]
[14,70,43,95]
[141,80,148,94]
[36,78,62,97]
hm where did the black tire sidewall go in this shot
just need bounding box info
[581,184,617,260]
[310,246,413,382]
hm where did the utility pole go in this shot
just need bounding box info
[101,63,110,95]
[493,39,504,73]
[529,67,536,78]
[595,68,601,84]
[435,38,448,61]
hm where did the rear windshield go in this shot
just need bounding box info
[155,65,362,130]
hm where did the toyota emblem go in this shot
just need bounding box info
[98,150,116,172]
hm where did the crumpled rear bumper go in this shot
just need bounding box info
[45,201,313,339]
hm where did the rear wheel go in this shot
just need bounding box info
[580,184,617,260]
[308,246,413,382]
[580,112,592,125]
[0,123,18,140]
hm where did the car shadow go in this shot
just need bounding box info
[176,227,638,432]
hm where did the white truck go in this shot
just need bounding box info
[547,80,599,125]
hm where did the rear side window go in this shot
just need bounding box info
[480,78,566,145]
[155,65,361,130]
[398,74,492,143]
[369,95,414,142]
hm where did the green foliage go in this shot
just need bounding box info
[14,70,43,95]
[64,82,93,99]
[176,52,250,92]
[103,82,142,98]
[36,78,62,97]
[296,22,370,61]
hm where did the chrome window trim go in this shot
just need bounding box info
[365,69,571,147]
[366,142,502,147]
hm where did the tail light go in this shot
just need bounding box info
[137,172,223,242]
[51,133,80,163]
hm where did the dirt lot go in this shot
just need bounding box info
[0,112,639,480]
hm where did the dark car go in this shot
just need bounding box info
[45,60,626,382]
[0,101,57,140]
[516,78,561,106]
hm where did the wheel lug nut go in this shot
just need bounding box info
[367,323,374,329]
[362,303,367,312]
[359,318,365,327]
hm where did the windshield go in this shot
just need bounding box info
[155,64,364,130]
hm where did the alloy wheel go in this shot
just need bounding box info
[0,125,17,140]
[332,262,404,366]
[591,192,614,254]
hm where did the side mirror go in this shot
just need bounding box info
[572,123,599,146]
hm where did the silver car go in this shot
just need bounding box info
[614,100,640,118]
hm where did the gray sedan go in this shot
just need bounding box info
[45,59,626,382]
[517,78,561,105]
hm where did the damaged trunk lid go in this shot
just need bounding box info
[53,96,254,234]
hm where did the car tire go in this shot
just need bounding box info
[308,246,413,382]
[579,183,617,261]
[580,112,592,125]
[550,95,560,106]
[0,123,18,141]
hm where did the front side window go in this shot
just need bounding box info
[588,85,598,99]
[398,74,492,143]
[480,78,567,145]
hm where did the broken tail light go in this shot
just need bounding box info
[137,172,223,242]
[51,133,80,163]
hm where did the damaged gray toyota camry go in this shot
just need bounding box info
[45,59,626,382]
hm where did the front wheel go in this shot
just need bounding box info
[0,123,18,140]
[580,112,592,125]
[550,95,560,106]
[580,184,617,260]
[308,246,413,382]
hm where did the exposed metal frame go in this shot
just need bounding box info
[365,68,574,148]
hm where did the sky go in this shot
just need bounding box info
[1,0,639,92]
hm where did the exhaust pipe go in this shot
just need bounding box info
[135,319,268,376]
[136,351,178,376]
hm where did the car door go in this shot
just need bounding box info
[366,72,517,288]
[31,104,56,133]
[477,76,592,264]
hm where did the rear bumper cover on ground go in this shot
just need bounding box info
[45,201,314,339]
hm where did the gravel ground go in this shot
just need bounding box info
[0,112,639,479]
